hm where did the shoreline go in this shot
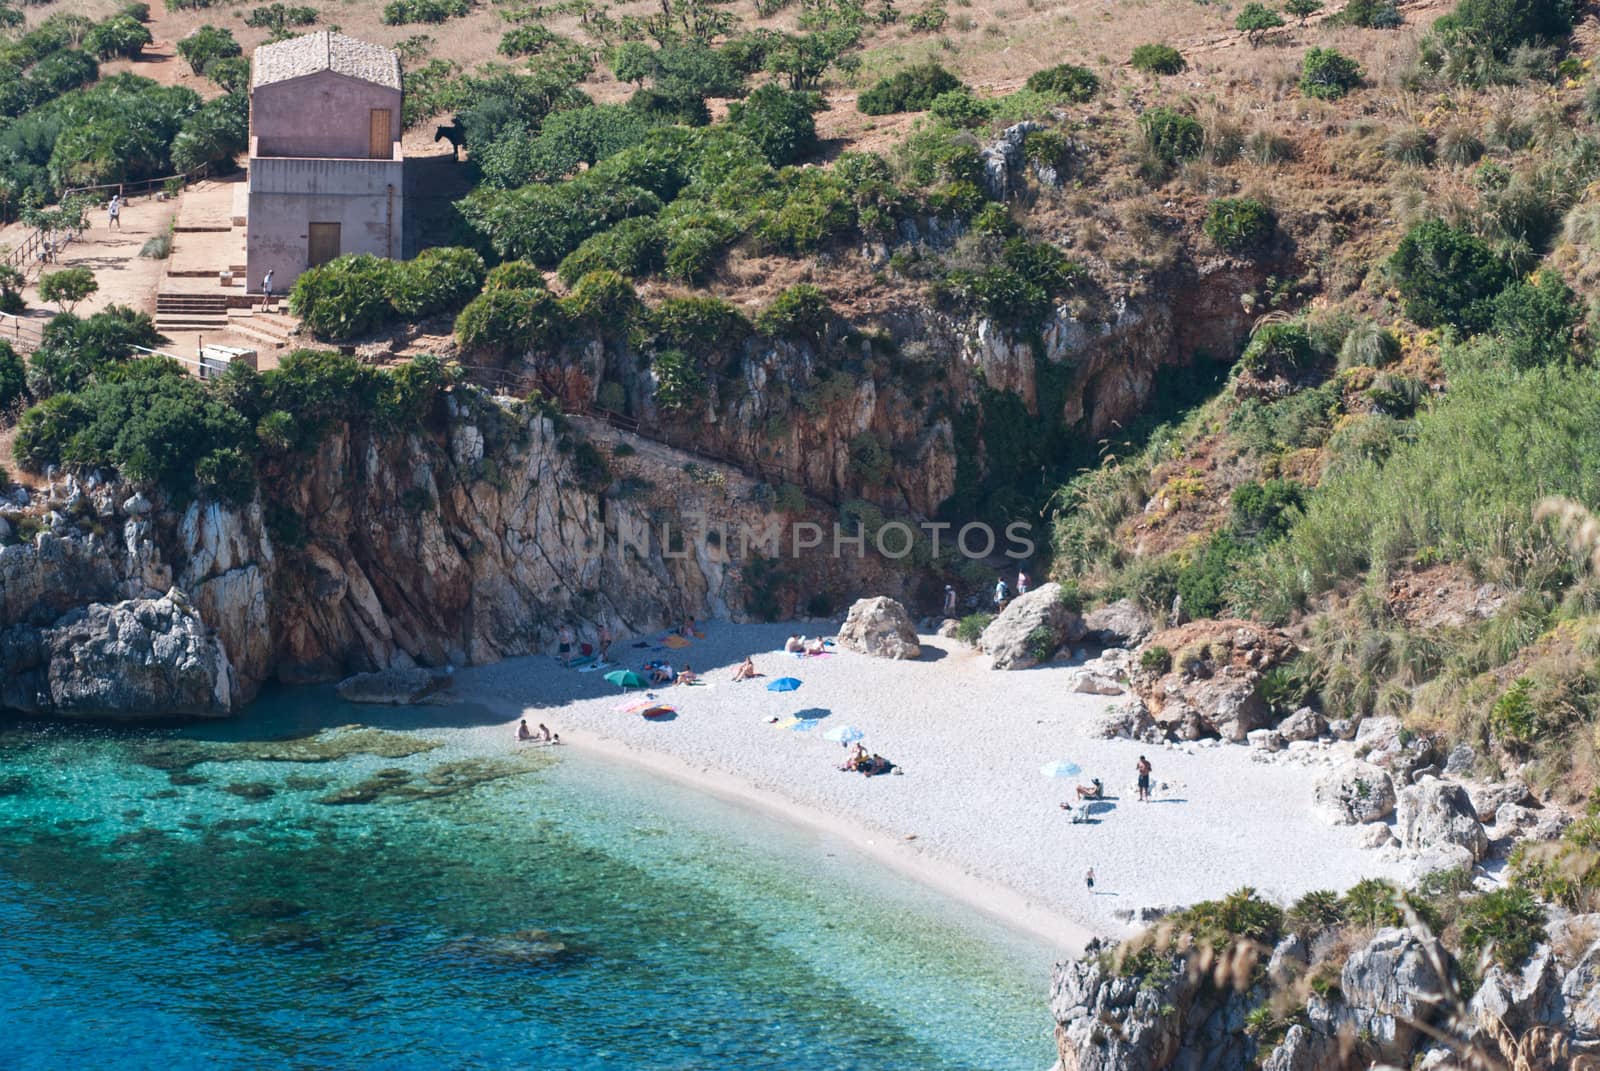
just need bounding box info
[456,621,1411,957]
[526,719,1096,955]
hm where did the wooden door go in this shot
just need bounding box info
[307,222,341,267]
[369,108,391,159]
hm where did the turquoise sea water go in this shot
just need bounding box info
[0,689,1057,1071]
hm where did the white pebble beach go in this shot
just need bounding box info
[455,621,1411,955]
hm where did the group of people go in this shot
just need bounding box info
[838,742,893,776]
[555,623,615,667]
[1057,756,1155,818]
[647,660,698,685]
[940,571,1033,617]
[515,719,560,745]
[783,634,828,654]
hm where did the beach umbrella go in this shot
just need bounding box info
[641,705,677,719]
[605,670,646,689]
[766,677,803,693]
[823,724,864,744]
[1040,760,1082,778]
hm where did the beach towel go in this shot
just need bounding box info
[570,656,597,669]
[578,661,613,673]
[663,634,690,649]
[788,719,815,732]
[632,641,650,648]
[771,716,801,730]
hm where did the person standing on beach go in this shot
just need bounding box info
[1136,755,1153,802]
[557,624,574,666]
[1085,867,1095,891]
[598,624,613,661]
[943,585,957,616]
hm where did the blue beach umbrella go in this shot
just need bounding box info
[1040,760,1082,778]
[823,724,864,744]
[766,677,803,693]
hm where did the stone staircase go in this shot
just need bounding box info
[225,308,298,350]
[155,291,228,333]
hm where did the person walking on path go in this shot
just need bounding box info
[943,584,957,617]
[261,269,274,312]
[1136,755,1153,802]
[107,195,121,231]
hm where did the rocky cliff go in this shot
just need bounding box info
[0,390,905,719]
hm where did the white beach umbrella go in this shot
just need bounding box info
[1040,760,1082,778]
[823,724,865,744]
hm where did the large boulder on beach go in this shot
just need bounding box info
[1082,598,1153,647]
[1395,778,1488,861]
[979,582,1084,670]
[0,590,237,719]
[837,596,921,660]
[335,666,450,705]
[1312,761,1396,825]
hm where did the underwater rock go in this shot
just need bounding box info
[440,928,574,967]
[317,754,554,806]
[223,782,276,801]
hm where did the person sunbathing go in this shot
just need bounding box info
[784,635,804,653]
[1075,778,1103,800]
[675,664,698,685]
[731,656,758,681]
[838,742,867,771]
[804,637,826,655]
[649,663,674,685]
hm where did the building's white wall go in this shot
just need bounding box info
[245,157,403,291]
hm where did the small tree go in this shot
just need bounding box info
[176,25,241,75]
[1299,46,1362,100]
[39,268,98,313]
[726,83,818,166]
[1236,2,1285,46]
[1284,0,1322,24]
[85,14,154,59]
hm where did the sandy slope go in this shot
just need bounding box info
[454,621,1410,954]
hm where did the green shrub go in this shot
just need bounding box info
[1334,0,1401,27]
[1235,2,1285,46]
[387,246,486,320]
[289,254,396,341]
[651,347,705,410]
[756,284,830,341]
[955,612,993,644]
[1176,531,1244,619]
[38,267,97,313]
[1285,889,1344,936]
[1203,197,1275,253]
[929,88,992,128]
[1284,0,1323,23]
[1023,63,1098,101]
[1432,0,1574,65]
[1337,321,1401,369]
[1491,676,1537,742]
[1140,645,1172,673]
[85,15,152,59]
[1458,887,1546,969]
[1231,479,1304,541]
[1165,887,1283,954]
[171,92,248,174]
[560,269,639,327]
[381,0,466,24]
[175,24,239,75]
[557,218,666,286]
[858,62,963,115]
[1238,321,1314,376]
[727,83,818,166]
[15,357,253,501]
[1138,106,1204,165]
[1489,268,1581,368]
[0,338,24,411]
[204,55,249,93]
[484,261,544,291]
[1299,47,1363,100]
[1130,43,1186,75]
[1340,877,1405,928]
[1228,382,1341,456]
[1387,219,1513,333]
[25,307,163,398]
[453,286,563,358]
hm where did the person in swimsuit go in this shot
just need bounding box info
[1136,756,1153,802]
[516,719,534,741]
[557,625,574,666]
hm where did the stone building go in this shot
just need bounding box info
[245,31,404,291]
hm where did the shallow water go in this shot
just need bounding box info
[0,689,1057,1070]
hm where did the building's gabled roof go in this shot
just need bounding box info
[251,31,402,92]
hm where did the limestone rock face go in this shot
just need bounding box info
[1312,761,1397,825]
[1395,779,1489,861]
[978,582,1084,670]
[1323,928,1449,1066]
[335,667,450,705]
[1050,953,1197,1071]
[836,596,921,660]
[1564,936,1600,1043]
[0,592,236,718]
